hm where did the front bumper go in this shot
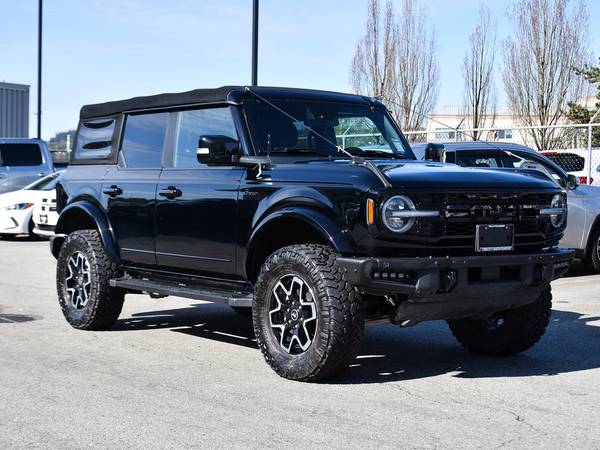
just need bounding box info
[0,210,31,234]
[337,248,574,323]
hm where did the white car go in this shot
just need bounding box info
[541,149,600,186]
[0,172,62,237]
[32,192,58,237]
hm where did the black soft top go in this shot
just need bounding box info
[79,86,380,120]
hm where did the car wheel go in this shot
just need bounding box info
[56,229,125,330]
[447,286,552,355]
[253,244,363,381]
[584,225,600,274]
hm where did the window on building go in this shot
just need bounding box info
[121,113,168,168]
[434,128,456,140]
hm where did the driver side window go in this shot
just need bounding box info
[173,108,237,168]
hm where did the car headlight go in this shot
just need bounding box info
[382,195,418,233]
[549,194,567,228]
[1,203,34,211]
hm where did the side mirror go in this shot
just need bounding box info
[197,135,240,165]
[424,143,446,162]
[567,174,579,190]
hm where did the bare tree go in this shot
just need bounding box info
[394,0,439,132]
[350,0,439,133]
[350,0,396,109]
[502,0,590,150]
[462,5,496,141]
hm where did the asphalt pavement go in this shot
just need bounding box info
[1,237,599,449]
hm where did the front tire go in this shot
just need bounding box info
[584,225,600,274]
[253,245,363,381]
[56,229,124,330]
[447,287,552,356]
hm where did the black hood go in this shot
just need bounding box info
[375,160,561,190]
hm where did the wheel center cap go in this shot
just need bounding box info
[290,309,299,321]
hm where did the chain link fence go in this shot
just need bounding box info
[336,123,600,185]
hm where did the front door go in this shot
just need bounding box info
[155,107,243,279]
[101,112,169,267]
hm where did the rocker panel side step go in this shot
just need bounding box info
[109,277,253,307]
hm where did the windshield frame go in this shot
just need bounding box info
[241,98,416,160]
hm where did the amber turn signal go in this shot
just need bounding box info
[366,198,375,225]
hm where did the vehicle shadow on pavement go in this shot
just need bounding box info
[113,303,257,349]
[332,309,600,384]
[112,303,600,384]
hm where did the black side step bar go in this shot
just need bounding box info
[109,277,253,308]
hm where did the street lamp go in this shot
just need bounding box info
[37,0,42,139]
[251,0,258,86]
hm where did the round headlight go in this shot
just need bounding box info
[382,195,416,233]
[550,194,567,228]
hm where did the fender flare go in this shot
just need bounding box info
[52,201,119,261]
[245,206,354,277]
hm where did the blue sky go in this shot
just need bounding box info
[1,0,599,140]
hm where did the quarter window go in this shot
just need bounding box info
[0,143,43,166]
[75,118,116,160]
[173,108,237,168]
[121,113,168,168]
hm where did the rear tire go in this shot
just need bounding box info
[56,229,124,330]
[584,225,600,274]
[253,244,363,381]
[447,286,552,356]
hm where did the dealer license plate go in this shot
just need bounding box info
[475,224,514,252]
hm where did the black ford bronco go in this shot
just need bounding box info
[52,86,573,381]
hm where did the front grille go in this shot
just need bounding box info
[399,192,563,254]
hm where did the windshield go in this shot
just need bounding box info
[243,99,414,159]
[24,172,62,191]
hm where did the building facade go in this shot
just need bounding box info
[0,82,30,138]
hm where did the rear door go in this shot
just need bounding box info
[0,143,51,192]
[101,112,168,268]
[155,107,244,278]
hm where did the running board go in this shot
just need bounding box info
[109,277,253,307]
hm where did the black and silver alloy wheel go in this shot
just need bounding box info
[269,274,317,354]
[65,252,92,310]
[57,230,124,330]
[253,245,363,381]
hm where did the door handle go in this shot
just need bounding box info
[159,186,182,199]
[38,172,45,177]
[103,185,123,197]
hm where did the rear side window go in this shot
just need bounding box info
[121,113,168,168]
[0,143,43,166]
[543,153,585,172]
[75,118,116,160]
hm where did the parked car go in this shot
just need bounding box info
[52,86,572,381]
[32,185,60,238]
[0,139,54,194]
[540,148,600,186]
[0,171,62,237]
[411,141,600,272]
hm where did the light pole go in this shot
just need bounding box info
[37,0,42,139]
[251,0,258,86]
